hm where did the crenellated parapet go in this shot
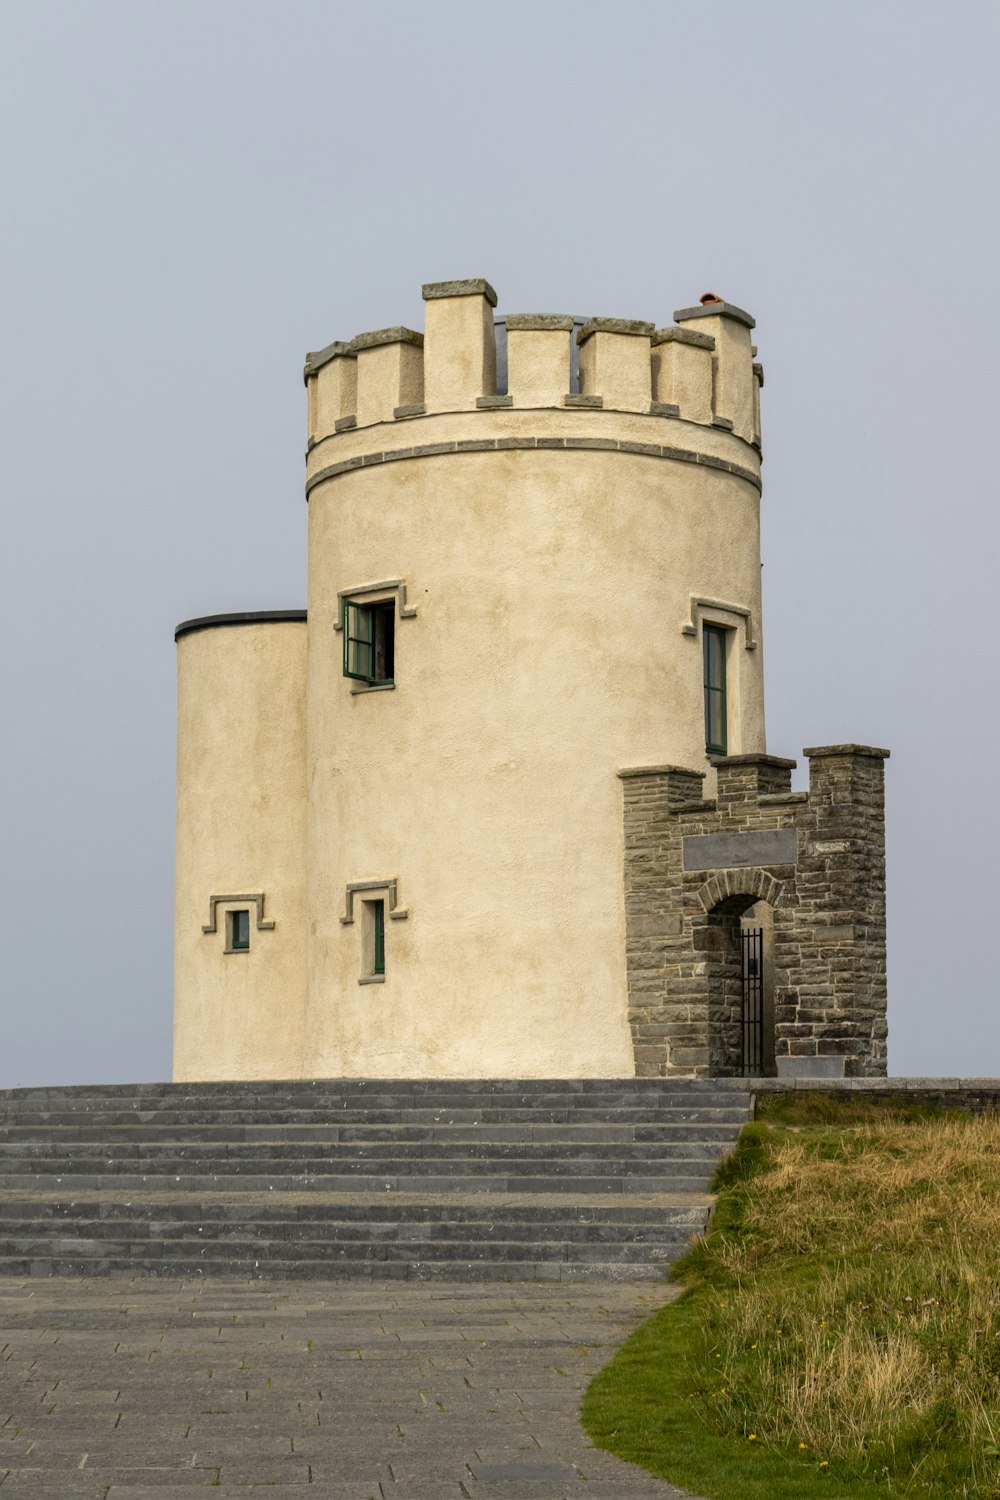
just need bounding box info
[303,278,764,494]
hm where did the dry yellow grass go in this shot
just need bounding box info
[689,1112,1000,1491]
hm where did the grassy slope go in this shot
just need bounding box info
[582,1098,1000,1500]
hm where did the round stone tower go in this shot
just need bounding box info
[175,277,768,1080]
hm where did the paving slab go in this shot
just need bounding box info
[0,1274,701,1498]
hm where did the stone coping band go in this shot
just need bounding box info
[674,301,756,330]
[652,327,715,350]
[617,764,706,780]
[306,436,762,498]
[351,326,424,352]
[303,340,353,380]
[422,278,498,307]
[803,743,891,760]
[505,314,576,332]
[175,609,307,642]
[746,1077,1000,1090]
[577,317,655,343]
[709,753,798,770]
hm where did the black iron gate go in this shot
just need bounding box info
[741,927,764,1075]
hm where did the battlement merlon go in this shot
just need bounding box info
[506,315,575,407]
[304,277,762,445]
[351,327,424,428]
[674,300,757,443]
[422,279,497,410]
[710,752,797,806]
[578,319,655,414]
[651,328,715,425]
[305,341,355,440]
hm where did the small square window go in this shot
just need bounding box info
[343,598,394,686]
[227,909,250,952]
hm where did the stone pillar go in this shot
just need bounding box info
[774,745,890,1079]
[712,753,796,811]
[618,764,708,1077]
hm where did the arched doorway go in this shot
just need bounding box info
[740,901,775,1076]
[696,892,776,1077]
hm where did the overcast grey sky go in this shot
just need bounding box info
[1,0,997,1086]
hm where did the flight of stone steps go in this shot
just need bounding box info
[0,1078,751,1281]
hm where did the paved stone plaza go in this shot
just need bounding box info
[0,1275,696,1499]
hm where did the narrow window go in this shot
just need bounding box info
[372,900,385,976]
[228,909,250,952]
[703,624,727,755]
[343,599,394,686]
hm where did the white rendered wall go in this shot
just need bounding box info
[174,620,308,1079]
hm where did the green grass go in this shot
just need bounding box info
[582,1101,1000,1499]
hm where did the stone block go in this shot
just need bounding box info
[775,1055,847,1079]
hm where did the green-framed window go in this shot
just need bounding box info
[228,909,250,952]
[343,599,395,686]
[703,624,728,755]
[372,900,385,976]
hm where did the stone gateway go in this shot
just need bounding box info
[173,278,888,1082]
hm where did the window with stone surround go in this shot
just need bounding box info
[358,898,386,984]
[343,598,394,687]
[703,623,728,754]
[226,909,250,953]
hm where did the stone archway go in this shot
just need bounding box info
[618,749,890,1079]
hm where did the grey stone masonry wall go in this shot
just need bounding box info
[618,746,890,1080]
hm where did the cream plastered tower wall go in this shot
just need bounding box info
[300,280,766,1078]
[174,614,308,1080]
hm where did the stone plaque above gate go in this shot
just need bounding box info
[683,828,798,871]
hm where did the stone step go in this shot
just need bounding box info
[0,1138,732,1164]
[0,1170,716,1193]
[0,1078,752,1101]
[0,1252,669,1282]
[0,1222,704,1251]
[0,1110,746,1128]
[0,1216,705,1245]
[0,1231,692,1262]
[0,1193,708,1235]
[0,1189,709,1221]
[0,1089,749,1108]
[0,1110,743,1131]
